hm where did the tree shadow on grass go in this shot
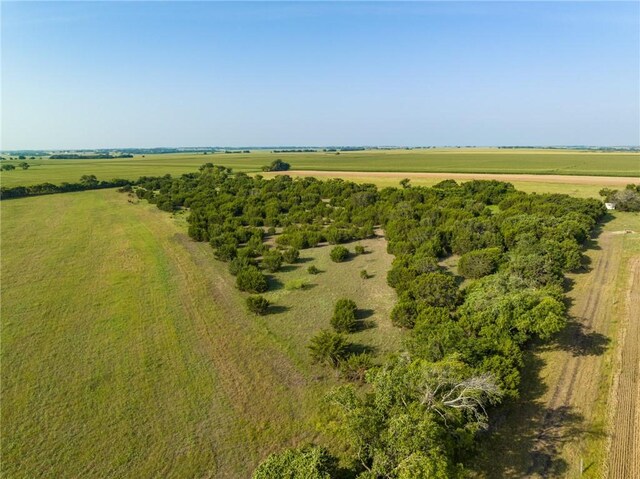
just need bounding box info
[268,304,290,315]
[555,320,610,357]
[279,264,299,273]
[348,343,376,356]
[356,308,375,320]
[472,345,607,478]
[266,276,284,291]
[296,257,314,264]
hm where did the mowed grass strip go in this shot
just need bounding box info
[1,189,399,477]
[1,148,638,187]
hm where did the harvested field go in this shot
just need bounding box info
[607,258,640,478]
[272,170,640,187]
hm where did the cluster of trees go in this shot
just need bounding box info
[132,166,605,478]
[0,175,131,200]
[262,159,291,172]
[600,184,640,211]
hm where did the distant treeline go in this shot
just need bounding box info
[49,154,134,159]
[0,175,131,200]
[323,147,366,152]
[272,149,318,153]
[224,150,250,154]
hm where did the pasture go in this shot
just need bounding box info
[1,148,638,187]
[0,189,400,478]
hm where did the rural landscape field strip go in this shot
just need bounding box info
[607,258,640,478]
[273,170,640,186]
[1,148,638,187]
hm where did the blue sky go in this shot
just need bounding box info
[2,1,638,149]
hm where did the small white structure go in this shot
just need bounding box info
[605,202,616,210]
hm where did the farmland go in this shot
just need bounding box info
[2,164,639,478]
[1,148,638,187]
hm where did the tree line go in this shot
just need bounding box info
[0,175,131,200]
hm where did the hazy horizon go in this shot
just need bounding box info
[2,1,639,150]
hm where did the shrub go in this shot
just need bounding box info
[246,295,270,315]
[390,299,418,328]
[307,265,320,275]
[458,247,502,279]
[411,272,461,310]
[330,246,349,263]
[229,256,253,276]
[261,249,283,273]
[331,298,358,333]
[285,278,308,290]
[360,269,370,279]
[340,353,374,382]
[354,245,365,255]
[236,266,268,293]
[252,445,337,479]
[282,247,300,263]
[308,330,350,367]
[215,244,237,262]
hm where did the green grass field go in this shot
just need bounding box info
[1,190,401,478]
[1,148,638,187]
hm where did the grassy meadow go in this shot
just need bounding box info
[1,189,401,478]
[1,148,638,187]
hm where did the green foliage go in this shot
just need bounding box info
[1,164,16,171]
[457,247,502,279]
[228,256,254,276]
[410,272,461,310]
[340,353,374,382]
[261,249,283,273]
[360,269,370,279]
[307,265,320,275]
[390,299,418,328]
[252,445,337,479]
[285,278,308,290]
[282,247,300,263]
[330,298,358,333]
[215,243,237,262]
[330,245,349,263]
[354,244,366,255]
[308,330,350,367]
[262,158,291,172]
[328,357,501,479]
[246,295,270,315]
[236,266,268,293]
[601,186,640,211]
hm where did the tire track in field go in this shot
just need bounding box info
[528,232,618,476]
[607,258,640,479]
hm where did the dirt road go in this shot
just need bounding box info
[273,170,639,186]
[607,258,640,478]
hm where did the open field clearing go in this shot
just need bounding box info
[1,148,638,187]
[472,211,640,478]
[1,189,399,478]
